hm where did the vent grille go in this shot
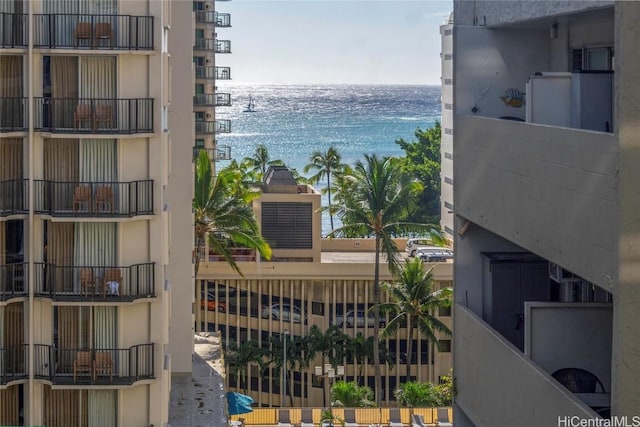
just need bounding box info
[262,202,312,249]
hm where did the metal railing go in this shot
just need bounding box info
[215,93,231,106]
[33,98,154,134]
[0,179,28,215]
[192,145,231,162]
[33,180,154,217]
[195,66,231,80]
[0,13,27,47]
[0,263,27,300]
[34,343,155,385]
[194,93,231,107]
[33,14,154,50]
[0,98,28,131]
[195,120,231,135]
[33,262,155,301]
[214,12,231,27]
[215,39,231,53]
[0,345,28,384]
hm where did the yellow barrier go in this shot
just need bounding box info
[230,406,452,426]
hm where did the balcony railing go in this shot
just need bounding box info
[194,93,231,107]
[214,93,231,106]
[0,345,28,384]
[0,98,27,131]
[214,12,231,27]
[215,39,231,53]
[34,344,155,385]
[0,263,27,301]
[195,120,231,135]
[34,98,154,134]
[0,179,27,216]
[33,180,154,217]
[193,145,231,162]
[33,14,154,50]
[33,262,155,302]
[195,66,231,80]
[0,13,27,47]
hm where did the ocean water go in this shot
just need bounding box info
[216,84,442,235]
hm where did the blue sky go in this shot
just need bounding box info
[216,0,452,85]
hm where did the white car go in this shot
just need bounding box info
[261,303,303,323]
[405,238,440,257]
[335,310,385,328]
[416,247,453,262]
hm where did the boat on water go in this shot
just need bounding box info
[243,96,256,113]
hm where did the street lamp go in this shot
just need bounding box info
[314,363,344,424]
[282,329,289,406]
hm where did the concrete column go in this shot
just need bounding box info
[613,0,640,417]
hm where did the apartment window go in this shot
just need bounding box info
[444,79,453,85]
[311,301,324,316]
[444,103,453,110]
[444,128,453,135]
[444,226,454,235]
[193,56,205,66]
[444,177,453,185]
[438,339,452,352]
[444,29,452,36]
[444,54,453,60]
[571,47,614,72]
[195,139,204,149]
[195,112,205,122]
[444,152,453,160]
[444,201,454,210]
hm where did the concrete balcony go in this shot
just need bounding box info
[33,262,155,302]
[194,93,231,107]
[195,120,231,135]
[0,98,27,132]
[33,180,154,218]
[195,66,231,80]
[0,263,27,301]
[34,344,155,385]
[0,345,27,384]
[0,179,27,216]
[34,98,154,135]
[454,303,598,426]
[454,113,617,290]
[193,146,231,162]
[33,14,154,50]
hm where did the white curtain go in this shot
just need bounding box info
[79,57,116,99]
[73,223,116,269]
[79,139,116,182]
[88,390,116,427]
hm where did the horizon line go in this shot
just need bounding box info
[219,81,442,86]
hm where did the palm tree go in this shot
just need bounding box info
[378,257,452,379]
[329,154,444,405]
[303,146,346,230]
[225,340,268,394]
[307,325,350,406]
[243,144,284,180]
[347,334,373,386]
[193,149,271,278]
[193,150,271,329]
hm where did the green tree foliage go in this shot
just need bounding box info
[393,376,452,409]
[378,258,452,379]
[242,144,285,181]
[225,340,268,394]
[395,122,442,225]
[330,154,443,405]
[304,146,347,231]
[193,150,271,277]
[331,380,375,408]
